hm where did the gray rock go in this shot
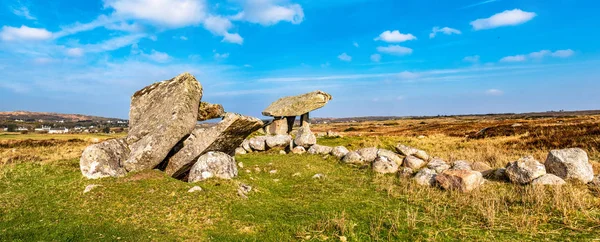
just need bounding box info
[188,186,203,192]
[188,152,238,182]
[505,156,546,184]
[265,134,293,149]
[372,156,399,174]
[491,168,508,181]
[342,151,365,165]
[395,144,429,161]
[241,140,253,153]
[308,144,333,155]
[414,168,437,186]
[197,102,224,121]
[294,126,316,148]
[80,138,128,179]
[262,90,332,117]
[165,113,263,178]
[427,158,450,173]
[356,147,378,163]
[377,149,403,166]
[531,174,566,186]
[83,184,102,194]
[124,73,202,172]
[403,155,426,170]
[398,167,414,178]
[237,184,252,199]
[249,136,267,151]
[471,162,493,176]
[235,147,247,155]
[291,146,306,154]
[331,146,350,159]
[545,148,594,184]
[436,170,484,192]
[451,160,472,171]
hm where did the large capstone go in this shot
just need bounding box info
[262,90,332,117]
[124,73,202,172]
[188,152,238,182]
[197,102,225,121]
[544,148,594,184]
[80,138,128,179]
[164,113,263,178]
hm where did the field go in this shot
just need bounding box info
[1,114,600,241]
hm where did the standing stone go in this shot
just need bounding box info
[197,102,225,121]
[544,148,594,183]
[124,73,202,172]
[300,113,310,127]
[262,90,333,117]
[267,118,289,135]
[505,156,546,184]
[80,138,128,179]
[357,147,378,163]
[308,144,333,155]
[373,156,399,174]
[531,174,566,186]
[403,155,426,170]
[164,113,263,178]
[331,146,350,159]
[249,136,267,151]
[188,152,238,182]
[265,134,293,149]
[427,158,450,173]
[294,126,316,148]
[377,149,403,166]
[395,144,429,161]
[342,151,365,165]
[414,168,437,186]
[435,170,484,192]
[285,116,296,133]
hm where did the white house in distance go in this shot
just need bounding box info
[34,126,52,132]
[48,127,69,134]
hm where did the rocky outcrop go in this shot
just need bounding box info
[124,73,202,172]
[294,126,316,148]
[435,170,484,192]
[505,156,546,184]
[262,90,332,117]
[197,102,224,121]
[544,148,594,184]
[80,138,128,179]
[188,152,238,182]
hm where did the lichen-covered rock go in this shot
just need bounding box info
[291,146,306,154]
[403,155,426,170]
[331,146,350,159]
[308,144,333,155]
[531,174,566,186]
[249,136,267,151]
[262,90,332,117]
[265,134,293,149]
[80,138,128,179]
[398,167,414,178]
[165,113,263,178]
[435,170,484,192]
[427,158,450,173]
[342,151,365,165]
[357,147,378,163]
[377,149,403,166]
[124,73,202,172]
[451,160,472,170]
[544,148,594,184]
[294,126,316,148]
[372,156,399,174]
[505,156,546,184]
[188,152,238,182]
[414,168,437,186]
[395,144,429,161]
[197,102,224,121]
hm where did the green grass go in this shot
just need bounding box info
[2,151,600,241]
[0,132,124,141]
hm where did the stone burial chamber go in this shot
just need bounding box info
[261,90,332,135]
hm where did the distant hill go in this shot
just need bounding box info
[0,111,126,122]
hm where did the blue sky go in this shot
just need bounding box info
[0,0,598,119]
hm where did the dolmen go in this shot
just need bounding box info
[80,73,263,182]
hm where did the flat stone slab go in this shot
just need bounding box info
[262,90,332,117]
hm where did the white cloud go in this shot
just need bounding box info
[66,48,84,57]
[104,0,206,27]
[53,15,116,38]
[12,5,36,20]
[214,51,229,60]
[83,34,147,53]
[463,55,480,63]
[142,49,171,62]
[0,25,53,41]
[375,30,416,43]
[528,50,551,59]
[232,0,304,26]
[203,15,243,44]
[485,89,504,96]
[376,45,413,56]
[500,55,527,62]
[471,9,536,30]
[338,52,352,62]
[370,53,381,62]
[179,36,188,40]
[353,41,359,47]
[552,49,574,58]
[222,32,243,44]
[105,21,144,32]
[429,26,461,38]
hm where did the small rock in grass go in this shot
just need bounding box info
[238,162,244,168]
[279,150,287,155]
[312,173,325,179]
[269,170,277,174]
[291,146,306,154]
[83,184,101,194]
[395,144,429,161]
[188,186,203,193]
[531,174,566,186]
[237,184,252,199]
[308,144,333,155]
[292,172,301,177]
[471,161,493,176]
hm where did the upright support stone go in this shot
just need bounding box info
[285,116,296,133]
[268,117,288,135]
[300,113,310,127]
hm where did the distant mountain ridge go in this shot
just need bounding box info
[0,111,126,122]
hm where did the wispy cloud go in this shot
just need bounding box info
[459,0,499,10]
[338,52,352,62]
[11,5,36,20]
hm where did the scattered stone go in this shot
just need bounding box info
[342,151,366,165]
[372,156,399,174]
[435,170,484,192]
[188,186,203,193]
[83,184,101,194]
[331,146,350,159]
[308,144,334,155]
[427,158,450,173]
[398,167,414,178]
[292,172,301,177]
[414,168,437,186]
[237,184,252,199]
[249,136,268,151]
[188,152,238,182]
[279,150,287,155]
[312,173,325,179]
[505,156,546,184]
[471,162,493,176]
[254,167,261,172]
[124,73,202,172]
[544,148,594,184]
[395,144,429,161]
[197,102,225,121]
[265,134,293,149]
[512,123,523,127]
[235,147,247,155]
[403,155,426,170]
[291,146,306,154]
[262,90,332,117]
[245,169,251,173]
[241,140,253,153]
[269,170,277,174]
[238,162,244,168]
[356,147,378,163]
[451,160,472,171]
[417,135,426,139]
[294,126,317,148]
[531,174,566,186]
[377,149,403,166]
[326,130,342,138]
[80,138,128,179]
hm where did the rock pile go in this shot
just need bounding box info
[80,73,263,182]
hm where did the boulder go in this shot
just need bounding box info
[249,136,267,151]
[414,168,437,186]
[262,90,332,117]
[531,174,566,186]
[291,146,306,154]
[80,138,128,179]
[235,147,247,155]
[372,156,399,174]
[451,160,472,170]
[342,151,365,165]
[197,102,224,121]
[398,167,414,178]
[308,144,333,155]
[403,155,426,170]
[356,147,378,163]
[395,144,429,161]
[505,156,546,184]
[294,126,316,148]
[265,134,293,149]
[164,113,263,178]
[490,168,508,181]
[124,73,202,172]
[241,140,253,153]
[427,158,450,173]
[331,146,350,159]
[188,152,238,182]
[377,149,403,166]
[544,148,594,183]
[435,170,484,192]
[471,162,493,176]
